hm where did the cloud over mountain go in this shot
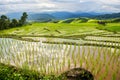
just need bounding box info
[0,0,120,14]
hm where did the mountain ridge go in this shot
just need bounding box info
[2,11,120,22]
[94,12,120,19]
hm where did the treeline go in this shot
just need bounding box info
[92,18,120,23]
[0,12,28,30]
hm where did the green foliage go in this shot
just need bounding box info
[0,12,28,30]
[58,17,120,24]
[58,18,75,23]
[10,19,19,27]
[0,63,65,80]
[19,12,28,26]
[111,18,120,23]
[59,17,89,23]
[96,23,120,32]
[0,63,41,80]
[87,19,98,23]
[0,15,10,30]
[71,18,89,23]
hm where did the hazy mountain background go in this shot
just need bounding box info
[3,11,120,22]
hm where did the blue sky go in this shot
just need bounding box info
[0,0,120,14]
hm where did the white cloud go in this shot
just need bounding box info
[100,0,120,5]
[0,0,120,14]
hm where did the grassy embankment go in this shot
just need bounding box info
[0,23,120,37]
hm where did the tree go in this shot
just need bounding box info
[19,12,28,26]
[0,15,10,30]
[0,12,28,30]
[1,15,7,20]
[10,19,18,27]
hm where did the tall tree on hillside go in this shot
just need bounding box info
[0,15,10,30]
[19,12,28,26]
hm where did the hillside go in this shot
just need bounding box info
[58,17,120,23]
[0,23,120,37]
[94,12,120,19]
[0,23,99,36]
[58,18,89,23]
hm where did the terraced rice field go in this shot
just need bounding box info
[0,23,120,80]
[85,36,120,42]
[0,32,120,80]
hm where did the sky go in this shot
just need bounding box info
[0,0,120,14]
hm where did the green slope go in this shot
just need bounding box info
[58,17,120,24]
[0,23,99,36]
[58,18,89,23]
[0,23,120,37]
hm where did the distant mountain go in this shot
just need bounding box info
[28,13,55,22]
[49,11,100,19]
[4,11,111,22]
[73,12,101,17]
[49,11,76,19]
[5,12,55,22]
[3,12,120,23]
[94,12,120,19]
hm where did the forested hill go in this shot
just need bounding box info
[94,12,120,19]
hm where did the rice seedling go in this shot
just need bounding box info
[112,73,116,80]
[85,36,120,43]
[0,36,120,80]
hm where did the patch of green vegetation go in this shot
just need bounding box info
[71,18,89,23]
[1,63,94,80]
[58,17,89,23]
[112,18,120,23]
[0,23,120,37]
[58,17,120,24]
[0,23,99,36]
[0,63,64,80]
[0,63,41,80]
[97,23,120,32]
[87,19,98,23]
[58,18,75,23]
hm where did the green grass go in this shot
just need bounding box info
[58,18,89,23]
[0,23,120,37]
[0,23,99,36]
[97,23,120,32]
